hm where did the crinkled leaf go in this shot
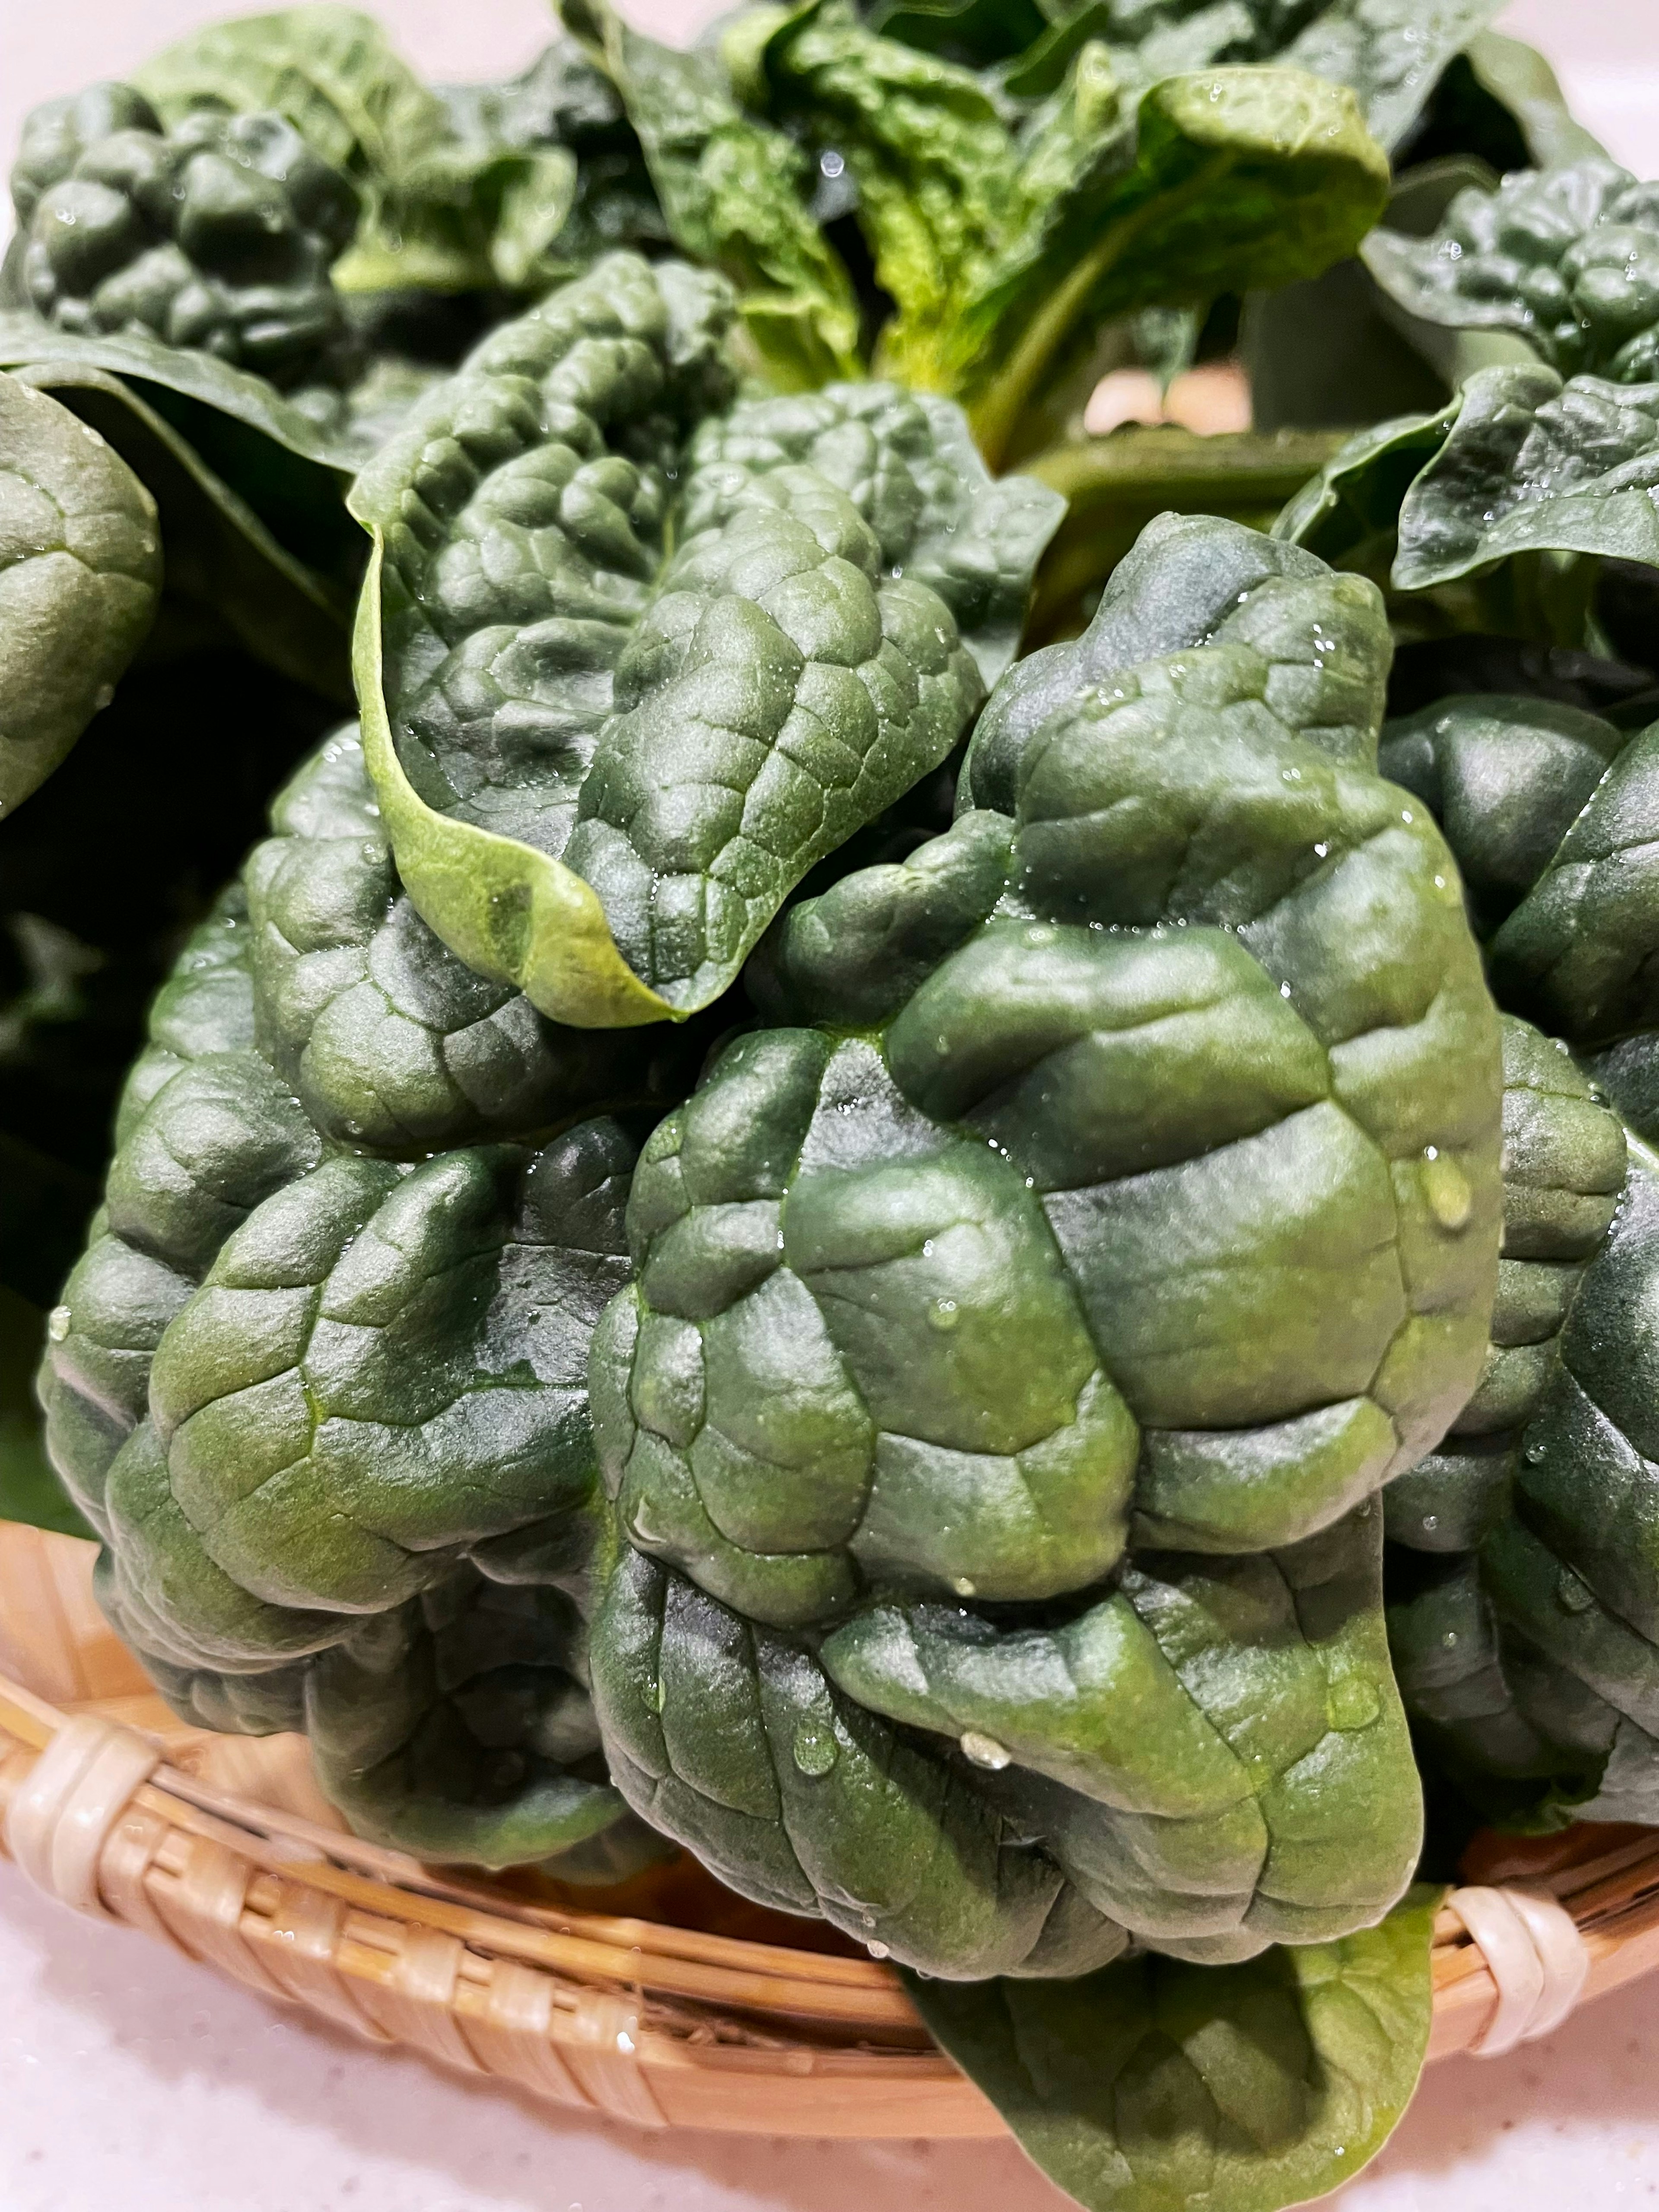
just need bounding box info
[906,1887,1439,2212]
[352,256,1054,1027]
[565,0,862,388]
[134,4,560,297]
[135,5,443,188]
[1375,697,1659,1827]
[244,731,712,1154]
[1387,1024,1659,1825]
[1023,0,1502,150]
[594,1514,1421,1977]
[744,1,1020,393]
[1278,365,1659,598]
[587,515,1504,1975]
[1364,157,1659,385]
[0,373,159,814]
[35,790,657,1862]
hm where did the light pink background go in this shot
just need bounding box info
[4,3,1659,2208]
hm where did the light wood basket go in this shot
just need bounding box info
[5,1519,1659,2139]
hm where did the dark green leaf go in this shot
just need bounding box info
[353,257,1054,1025]
[0,314,366,471]
[133,4,506,296]
[870,0,1048,70]
[0,372,160,814]
[588,515,1504,1974]
[1364,157,1659,385]
[906,1888,1439,2212]
[6,360,350,695]
[1280,366,1659,607]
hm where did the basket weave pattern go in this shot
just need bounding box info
[6,1521,1659,2136]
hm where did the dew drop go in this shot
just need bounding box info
[1441,1629,1459,1649]
[792,1718,839,1777]
[1423,1513,1440,1533]
[1421,1148,1472,1231]
[928,1299,960,1332]
[46,1304,71,1343]
[867,1940,890,1959]
[951,1576,977,1598]
[1524,1441,1547,1465]
[960,1730,1011,1770]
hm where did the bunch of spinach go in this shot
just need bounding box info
[9,11,1659,2212]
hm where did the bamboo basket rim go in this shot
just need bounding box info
[6,1519,1659,2140]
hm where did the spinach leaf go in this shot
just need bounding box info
[906,1887,1439,2212]
[566,0,862,388]
[1376,706,1659,1829]
[353,257,1057,1027]
[1366,156,1659,387]
[0,373,159,814]
[1454,30,1606,170]
[1278,366,1659,616]
[575,3,1386,464]
[5,361,350,694]
[133,4,578,298]
[589,516,1500,1980]
[962,64,1390,464]
[0,314,367,472]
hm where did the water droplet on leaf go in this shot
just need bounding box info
[960,1731,1011,1770]
[792,1719,839,1777]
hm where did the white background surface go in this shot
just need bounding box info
[4,2,1659,2207]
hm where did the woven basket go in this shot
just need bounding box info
[5,1519,1659,2139]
